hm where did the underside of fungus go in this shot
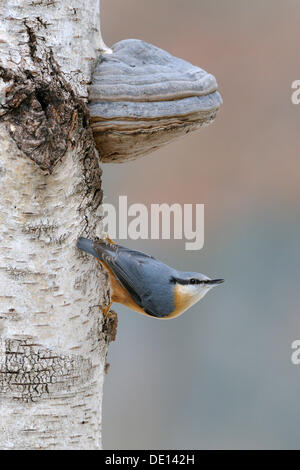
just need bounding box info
[89,39,222,163]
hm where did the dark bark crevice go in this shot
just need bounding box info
[0,338,93,403]
[0,56,92,172]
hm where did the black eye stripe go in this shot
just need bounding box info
[171,277,201,285]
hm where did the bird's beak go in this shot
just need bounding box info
[203,279,224,286]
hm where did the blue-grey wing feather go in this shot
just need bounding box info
[94,242,175,317]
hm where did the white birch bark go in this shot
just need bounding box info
[0,0,113,450]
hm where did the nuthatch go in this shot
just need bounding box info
[77,238,224,319]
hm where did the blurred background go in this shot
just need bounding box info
[101,0,300,449]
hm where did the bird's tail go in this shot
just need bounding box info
[77,237,117,260]
[77,237,99,258]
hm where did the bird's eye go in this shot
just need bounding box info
[190,279,197,284]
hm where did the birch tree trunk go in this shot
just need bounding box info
[0,0,114,450]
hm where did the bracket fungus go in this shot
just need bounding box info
[89,39,222,163]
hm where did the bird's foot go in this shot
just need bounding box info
[102,301,112,317]
[104,234,116,245]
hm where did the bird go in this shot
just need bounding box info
[77,237,224,320]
